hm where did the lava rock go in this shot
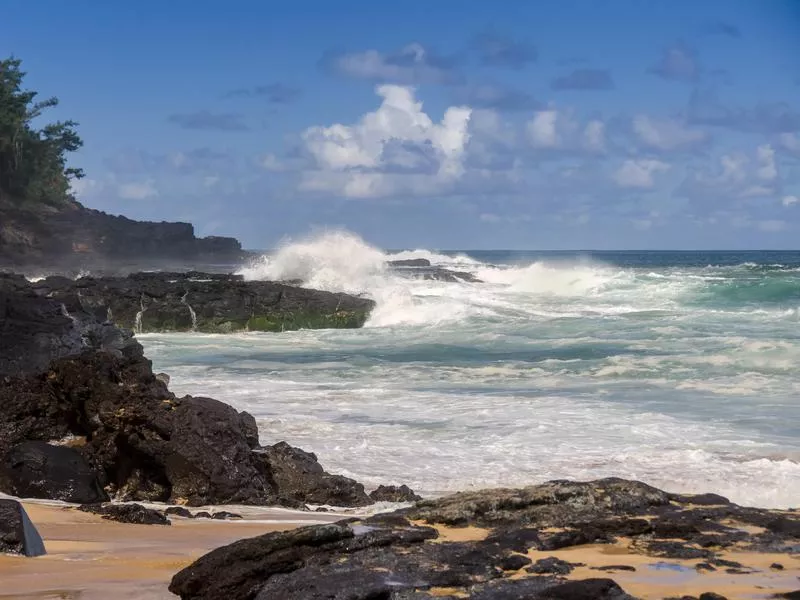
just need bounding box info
[369,484,422,503]
[165,506,193,518]
[527,556,576,575]
[33,272,375,333]
[0,441,107,504]
[262,442,371,507]
[212,511,243,520]
[169,477,800,600]
[78,503,169,525]
[387,259,431,267]
[0,499,46,556]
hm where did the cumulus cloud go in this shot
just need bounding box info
[118,180,158,200]
[613,159,670,189]
[299,85,471,198]
[583,120,606,153]
[523,109,605,154]
[632,115,709,151]
[782,195,798,207]
[678,144,781,201]
[470,32,537,68]
[551,69,615,91]
[322,44,461,85]
[649,43,699,83]
[167,111,249,131]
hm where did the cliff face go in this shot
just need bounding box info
[0,198,243,266]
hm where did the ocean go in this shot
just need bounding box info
[139,232,800,509]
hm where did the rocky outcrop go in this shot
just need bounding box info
[0,499,46,556]
[369,484,422,503]
[262,442,371,507]
[170,478,800,600]
[388,258,432,267]
[0,277,377,507]
[24,272,374,333]
[0,198,243,267]
[0,273,141,376]
[0,441,108,504]
[78,502,170,525]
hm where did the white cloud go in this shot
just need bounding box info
[583,120,606,152]
[327,44,458,85]
[300,85,471,198]
[613,159,670,189]
[783,195,799,207]
[777,132,800,154]
[69,178,99,198]
[118,180,158,200]
[755,144,777,181]
[632,115,708,151]
[680,145,780,200]
[203,176,220,188]
[527,110,560,147]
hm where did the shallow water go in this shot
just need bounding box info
[141,233,800,508]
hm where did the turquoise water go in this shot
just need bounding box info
[141,234,800,508]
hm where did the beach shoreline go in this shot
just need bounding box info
[1,501,350,600]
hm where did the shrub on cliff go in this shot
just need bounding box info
[0,57,84,207]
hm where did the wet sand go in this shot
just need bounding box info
[0,502,346,600]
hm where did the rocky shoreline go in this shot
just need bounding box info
[1,269,798,599]
[0,272,395,510]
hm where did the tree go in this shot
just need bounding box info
[0,57,84,206]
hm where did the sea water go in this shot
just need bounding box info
[140,232,800,508]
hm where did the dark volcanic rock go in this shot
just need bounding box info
[165,506,193,518]
[31,271,374,333]
[0,273,142,376]
[0,198,243,266]
[369,484,422,503]
[0,441,108,503]
[0,499,46,556]
[170,478,800,600]
[388,258,431,267]
[0,281,374,507]
[78,502,169,525]
[262,442,371,507]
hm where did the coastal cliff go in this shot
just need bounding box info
[0,197,244,267]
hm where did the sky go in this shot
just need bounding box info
[2,0,800,250]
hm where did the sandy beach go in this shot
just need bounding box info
[0,501,349,600]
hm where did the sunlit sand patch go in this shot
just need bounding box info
[521,539,800,600]
[0,501,344,600]
[413,521,491,543]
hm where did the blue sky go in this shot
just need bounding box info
[3,0,799,249]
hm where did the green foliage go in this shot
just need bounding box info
[0,57,84,206]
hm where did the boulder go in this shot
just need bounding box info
[0,499,46,556]
[78,502,169,525]
[388,258,432,267]
[369,484,422,503]
[0,441,107,504]
[262,442,371,507]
